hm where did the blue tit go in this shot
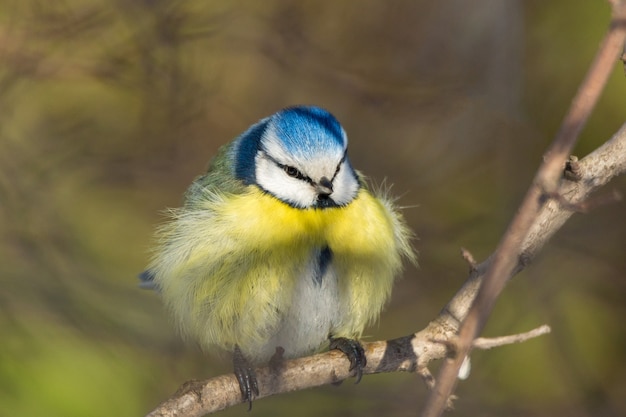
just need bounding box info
[140,105,415,406]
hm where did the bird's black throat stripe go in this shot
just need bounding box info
[314,246,333,285]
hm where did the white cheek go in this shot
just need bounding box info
[255,155,318,208]
[330,163,359,205]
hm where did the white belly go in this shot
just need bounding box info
[259,255,341,361]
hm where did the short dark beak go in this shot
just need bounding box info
[316,176,333,197]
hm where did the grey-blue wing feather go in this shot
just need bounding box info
[138,269,158,290]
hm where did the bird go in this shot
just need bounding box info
[140,105,416,407]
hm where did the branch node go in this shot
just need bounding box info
[417,366,436,389]
[518,251,533,269]
[430,337,459,359]
[564,155,583,181]
[417,366,457,410]
[445,394,458,411]
[460,247,478,272]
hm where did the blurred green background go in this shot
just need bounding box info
[1,1,625,416]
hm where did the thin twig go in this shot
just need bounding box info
[430,324,550,357]
[421,2,626,416]
[472,325,551,350]
[460,247,478,272]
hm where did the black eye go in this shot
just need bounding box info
[284,166,300,178]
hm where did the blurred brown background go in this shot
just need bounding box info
[1,1,625,416]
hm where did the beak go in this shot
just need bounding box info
[316,176,333,196]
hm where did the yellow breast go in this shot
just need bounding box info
[214,187,398,259]
[155,185,412,359]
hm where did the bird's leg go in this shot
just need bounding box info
[329,337,367,383]
[233,345,259,410]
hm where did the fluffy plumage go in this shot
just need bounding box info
[143,105,415,366]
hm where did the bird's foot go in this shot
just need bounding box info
[329,337,367,384]
[233,345,259,410]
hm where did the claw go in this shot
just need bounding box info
[329,337,367,383]
[233,345,259,410]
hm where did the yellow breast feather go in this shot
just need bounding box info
[151,185,414,360]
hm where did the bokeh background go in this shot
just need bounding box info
[1,1,625,416]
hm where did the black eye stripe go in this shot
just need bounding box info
[331,152,347,181]
[283,165,306,180]
[261,149,345,187]
[265,153,313,185]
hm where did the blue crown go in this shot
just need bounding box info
[233,106,345,184]
[270,106,345,159]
